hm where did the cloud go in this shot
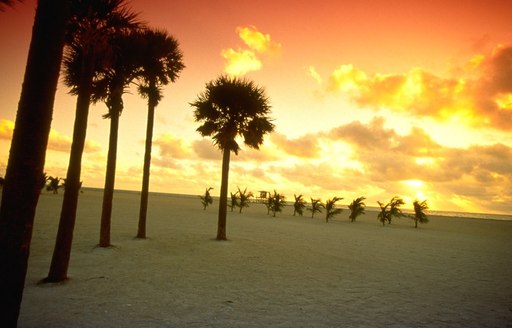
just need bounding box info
[221,26,281,76]
[316,43,512,131]
[0,119,14,140]
[237,26,282,54]
[153,133,193,159]
[270,133,320,158]
[221,48,262,76]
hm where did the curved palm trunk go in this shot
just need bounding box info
[99,101,121,247]
[0,0,69,324]
[45,73,93,282]
[137,97,156,239]
[217,148,231,240]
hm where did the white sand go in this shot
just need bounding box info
[18,189,512,327]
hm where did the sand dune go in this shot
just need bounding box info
[18,189,512,327]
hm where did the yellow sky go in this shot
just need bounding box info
[1,0,511,214]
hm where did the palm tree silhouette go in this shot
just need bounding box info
[96,29,143,247]
[133,28,184,239]
[411,199,429,228]
[325,197,343,223]
[0,0,70,324]
[46,0,140,282]
[377,196,405,226]
[191,75,274,240]
[229,191,239,212]
[200,187,214,210]
[269,190,286,217]
[293,194,307,216]
[348,196,366,222]
[308,198,324,218]
[237,186,253,213]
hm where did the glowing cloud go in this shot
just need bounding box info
[237,26,282,54]
[221,48,262,76]
[221,26,281,76]
[321,44,512,130]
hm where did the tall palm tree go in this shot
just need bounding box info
[191,75,274,240]
[411,199,429,228]
[348,196,366,222]
[325,196,343,223]
[133,28,184,239]
[45,0,140,282]
[0,0,70,324]
[96,29,142,247]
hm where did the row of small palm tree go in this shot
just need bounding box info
[377,196,429,228]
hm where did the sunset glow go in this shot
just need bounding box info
[1,0,511,214]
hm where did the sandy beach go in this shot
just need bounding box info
[16,189,512,327]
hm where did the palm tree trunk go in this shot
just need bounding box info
[137,99,156,239]
[45,77,92,282]
[99,105,121,247]
[0,0,69,325]
[217,148,231,240]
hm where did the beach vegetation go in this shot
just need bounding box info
[308,198,324,218]
[411,199,429,228]
[192,75,274,240]
[229,191,239,212]
[46,176,63,194]
[199,187,214,210]
[135,28,184,239]
[377,196,405,226]
[237,186,253,213]
[348,196,366,222]
[293,194,307,216]
[269,190,286,217]
[325,197,343,223]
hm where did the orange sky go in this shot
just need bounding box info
[1,0,511,215]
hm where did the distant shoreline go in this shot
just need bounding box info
[78,187,512,221]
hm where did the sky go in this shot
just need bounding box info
[1,0,511,215]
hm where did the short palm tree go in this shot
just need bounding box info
[377,196,405,226]
[200,187,213,210]
[348,196,366,222]
[411,199,429,228]
[308,198,324,218]
[270,190,286,217]
[293,194,307,216]
[229,191,239,212]
[237,186,253,213]
[325,196,343,223]
[46,176,62,194]
[191,75,274,240]
[133,28,184,239]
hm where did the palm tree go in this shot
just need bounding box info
[46,176,62,194]
[96,29,144,247]
[191,75,274,240]
[293,194,307,216]
[325,197,343,223]
[308,198,324,218]
[348,196,366,222]
[377,196,405,226]
[229,191,239,212]
[0,0,70,324]
[45,0,140,282]
[199,187,213,210]
[237,186,253,213]
[265,193,273,215]
[270,190,286,217]
[134,28,184,239]
[411,199,429,228]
